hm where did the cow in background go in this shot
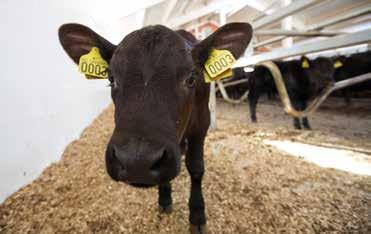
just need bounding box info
[333,51,371,104]
[248,56,335,129]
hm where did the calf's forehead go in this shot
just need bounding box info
[110,26,193,76]
[313,58,332,67]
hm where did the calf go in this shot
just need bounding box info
[333,51,371,104]
[248,56,335,129]
[58,23,252,233]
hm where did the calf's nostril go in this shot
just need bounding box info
[112,147,126,170]
[150,149,168,171]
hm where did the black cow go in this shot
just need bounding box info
[333,51,371,104]
[58,23,252,233]
[248,56,335,129]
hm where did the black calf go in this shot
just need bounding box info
[248,56,334,129]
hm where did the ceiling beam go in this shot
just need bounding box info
[236,29,371,66]
[227,0,270,17]
[168,1,231,28]
[252,0,323,29]
[177,0,192,15]
[254,5,371,48]
[161,0,178,24]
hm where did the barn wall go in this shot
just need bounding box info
[0,0,114,202]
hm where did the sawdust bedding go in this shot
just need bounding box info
[0,99,370,233]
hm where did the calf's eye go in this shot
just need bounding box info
[185,74,196,88]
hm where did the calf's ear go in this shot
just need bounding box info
[192,22,253,66]
[176,29,197,44]
[300,56,311,69]
[58,23,116,65]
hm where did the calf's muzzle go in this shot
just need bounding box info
[105,138,180,187]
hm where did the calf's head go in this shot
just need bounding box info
[300,56,335,95]
[58,23,252,187]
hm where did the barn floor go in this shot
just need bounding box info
[0,97,370,233]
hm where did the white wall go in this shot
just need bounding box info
[0,0,115,202]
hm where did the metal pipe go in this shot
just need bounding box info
[215,79,249,91]
[254,36,285,48]
[254,30,344,37]
[216,81,249,104]
[259,61,371,118]
[209,9,228,130]
[254,6,371,48]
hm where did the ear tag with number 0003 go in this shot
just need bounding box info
[203,69,233,83]
[78,47,108,79]
[301,59,310,69]
[334,60,343,69]
[204,49,236,83]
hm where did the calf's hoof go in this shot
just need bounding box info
[303,125,311,130]
[294,124,302,130]
[190,224,207,234]
[158,204,172,214]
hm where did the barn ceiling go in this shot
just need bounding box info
[140,0,370,52]
[96,0,370,55]
[143,0,370,29]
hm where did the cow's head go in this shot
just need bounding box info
[332,56,347,79]
[58,23,252,187]
[300,56,335,95]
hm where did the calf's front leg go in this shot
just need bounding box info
[293,117,302,129]
[299,100,311,130]
[248,90,260,123]
[186,136,207,234]
[291,98,303,129]
[302,117,311,130]
[158,182,172,214]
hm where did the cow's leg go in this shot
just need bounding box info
[302,117,311,130]
[267,90,275,100]
[299,100,311,130]
[293,118,301,129]
[158,182,172,214]
[186,136,206,234]
[291,99,302,129]
[342,89,352,105]
[248,89,261,122]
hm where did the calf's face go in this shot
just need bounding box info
[301,56,335,95]
[58,23,252,187]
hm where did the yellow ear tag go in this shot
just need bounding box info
[204,49,236,83]
[78,47,108,79]
[334,60,343,69]
[301,59,310,69]
[203,69,233,83]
